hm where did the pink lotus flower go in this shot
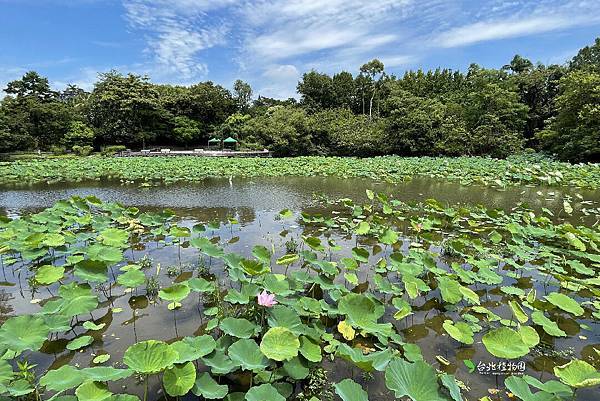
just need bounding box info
[257,290,277,307]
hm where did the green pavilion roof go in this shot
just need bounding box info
[208,138,220,143]
[223,137,238,143]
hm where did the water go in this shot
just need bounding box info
[0,176,599,401]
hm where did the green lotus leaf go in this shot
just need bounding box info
[240,259,269,276]
[437,277,462,304]
[509,300,528,323]
[267,305,303,334]
[190,237,224,258]
[531,310,567,337]
[74,260,108,283]
[92,354,110,364]
[245,383,285,401]
[163,361,196,397]
[260,326,300,361]
[219,317,259,339]
[276,254,299,266]
[545,293,584,316]
[440,374,463,401]
[75,381,112,401]
[98,228,129,247]
[43,233,66,247]
[201,350,238,375]
[81,367,133,382]
[83,321,106,331]
[482,327,531,359]
[252,245,271,264]
[336,344,394,372]
[39,365,85,392]
[442,320,474,345]
[338,293,384,327]
[85,244,123,264]
[67,335,94,351]
[158,283,190,303]
[228,339,269,371]
[169,226,190,238]
[123,340,178,374]
[192,372,229,399]
[171,335,216,363]
[188,277,215,293]
[554,359,600,388]
[44,314,72,332]
[117,269,146,288]
[299,336,322,362]
[380,228,399,245]
[384,359,445,401]
[0,315,49,353]
[283,356,309,380]
[35,264,64,285]
[519,326,540,348]
[334,378,369,401]
[42,282,98,317]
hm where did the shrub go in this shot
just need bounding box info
[72,145,94,156]
[101,145,127,156]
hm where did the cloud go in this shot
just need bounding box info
[258,64,300,99]
[435,15,594,48]
[123,0,232,79]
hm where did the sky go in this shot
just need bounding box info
[1,0,599,99]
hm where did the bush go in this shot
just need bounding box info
[72,145,94,156]
[49,145,67,155]
[64,121,95,148]
[101,145,127,156]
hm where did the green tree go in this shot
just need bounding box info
[240,106,311,156]
[537,70,600,161]
[2,71,73,150]
[233,80,253,112]
[63,121,95,148]
[332,72,355,109]
[297,71,335,112]
[569,37,600,73]
[359,59,385,119]
[86,71,164,148]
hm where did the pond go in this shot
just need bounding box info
[0,176,599,401]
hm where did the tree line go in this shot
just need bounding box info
[1,37,599,161]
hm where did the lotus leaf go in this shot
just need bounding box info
[123,340,178,374]
[334,378,369,401]
[554,359,600,388]
[192,372,229,399]
[163,361,196,397]
[260,326,300,361]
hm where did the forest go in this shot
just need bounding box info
[0,37,598,162]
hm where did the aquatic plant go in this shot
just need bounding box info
[0,194,598,400]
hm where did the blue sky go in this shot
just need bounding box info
[1,0,599,98]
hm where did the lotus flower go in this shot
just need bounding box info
[257,290,277,307]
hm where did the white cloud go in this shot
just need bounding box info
[258,64,300,99]
[435,15,592,48]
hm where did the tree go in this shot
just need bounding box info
[569,37,600,73]
[537,70,600,161]
[359,59,385,119]
[171,116,201,145]
[86,71,164,148]
[2,71,73,150]
[63,121,95,148]
[297,71,335,112]
[233,80,253,112]
[4,71,56,100]
[503,55,533,74]
[332,72,355,109]
[240,106,312,156]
